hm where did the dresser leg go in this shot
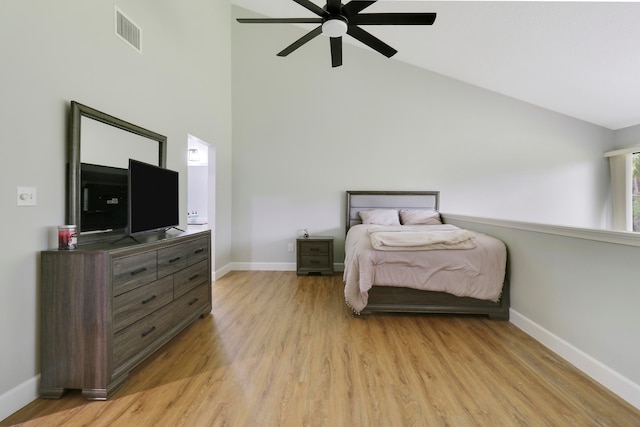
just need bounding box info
[39,387,66,399]
[82,388,109,401]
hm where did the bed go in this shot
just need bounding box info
[344,191,509,320]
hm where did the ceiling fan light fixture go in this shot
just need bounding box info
[322,18,348,38]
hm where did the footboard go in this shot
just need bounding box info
[356,275,510,320]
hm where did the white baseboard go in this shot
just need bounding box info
[0,375,39,422]
[213,263,233,280]
[229,262,296,271]
[510,309,640,410]
[225,262,344,274]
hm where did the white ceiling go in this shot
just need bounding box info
[231,1,640,130]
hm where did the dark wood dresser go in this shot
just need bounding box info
[296,236,334,276]
[40,229,212,400]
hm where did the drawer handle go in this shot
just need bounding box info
[194,248,205,254]
[309,248,320,252]
[310,260,320,264]
[130,267,147,276]
[141,326,156,338]
[188,274,199,281]
[141,295,157,305]
[169,256,182,263]
[188,297,199,306]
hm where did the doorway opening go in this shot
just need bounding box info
[187,134,215,269]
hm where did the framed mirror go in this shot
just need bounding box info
[67,101,167,242]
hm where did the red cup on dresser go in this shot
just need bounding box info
[58,225,77,250]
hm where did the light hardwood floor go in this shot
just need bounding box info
[3,271,639,426]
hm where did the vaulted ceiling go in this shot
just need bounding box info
[231,1,640,130]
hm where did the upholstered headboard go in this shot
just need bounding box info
[346,191,440,233]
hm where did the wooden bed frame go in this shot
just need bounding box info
[345,191,510,320]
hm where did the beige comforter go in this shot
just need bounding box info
[343,224,506,313]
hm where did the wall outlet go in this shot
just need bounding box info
[288,243,294,252]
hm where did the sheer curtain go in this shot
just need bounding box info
[606,150,633,231]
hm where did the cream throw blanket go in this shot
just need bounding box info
[368,225,477,251]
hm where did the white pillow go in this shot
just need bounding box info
[399,209,442,225]
[359,209,400,226]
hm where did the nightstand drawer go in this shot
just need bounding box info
[300,241,330,256]
[299,255,331,269]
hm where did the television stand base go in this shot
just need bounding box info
[111,235,140,245]
[164,226,184,233]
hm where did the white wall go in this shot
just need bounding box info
[614,123,640,147]
[188,165,209,221]
[231,6,614,265]
[443,214,640,408]
[0,0,232,419]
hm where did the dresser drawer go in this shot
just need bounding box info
[157,244,188,278]
[185,237,209,266]
[173,284,210,326]
[113,276,174,333]
[113,301,175,369]
[112,251,158,296]
[174,260,209,298]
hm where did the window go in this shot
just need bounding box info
[605,146,640,231]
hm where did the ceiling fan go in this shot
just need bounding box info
[236,0,436,68]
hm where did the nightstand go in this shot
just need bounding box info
[296,236,334,276]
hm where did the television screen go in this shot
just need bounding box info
[80,163,128,233]
[128,159,179,235]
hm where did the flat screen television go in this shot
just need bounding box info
[80,163,128,233]
[128,159,179,235]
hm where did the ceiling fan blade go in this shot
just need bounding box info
[330,37,342,67]
[293,0,327,17]
[342,1,376,16]
[347,25,397,58]
[277,26,323,57]
[327,0,342,15]
[352,13,437,26]
[237,18,323,24]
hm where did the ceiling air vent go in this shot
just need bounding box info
[115,7,142,53]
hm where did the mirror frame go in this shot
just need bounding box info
[67,101,167,237]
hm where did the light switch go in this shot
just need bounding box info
[17,186,37,206]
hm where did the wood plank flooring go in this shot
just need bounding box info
[3,271,639,426]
